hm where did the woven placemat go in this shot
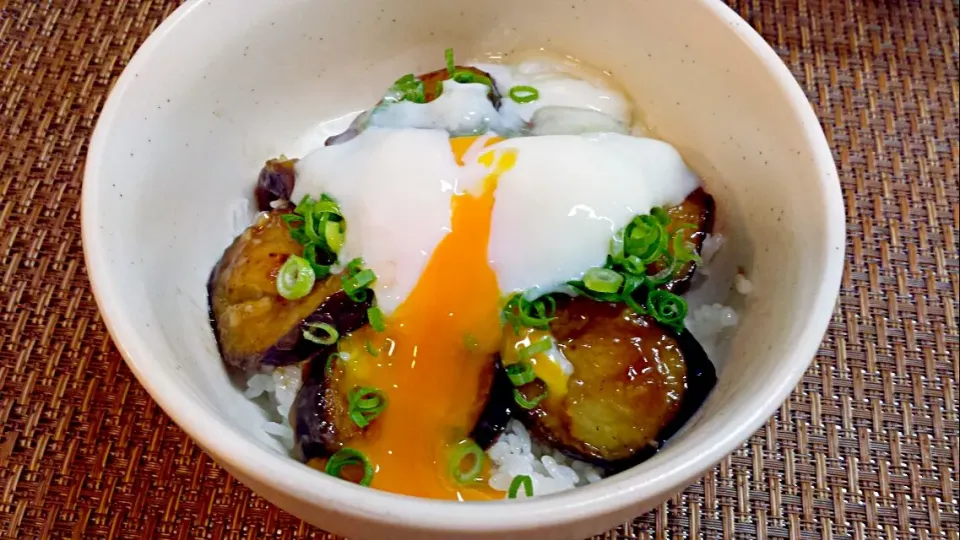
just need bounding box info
[1,0,957,538]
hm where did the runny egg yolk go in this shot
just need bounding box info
[337,136,516,500]
[501,328,572,401]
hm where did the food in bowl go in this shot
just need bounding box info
[208,49,736,501]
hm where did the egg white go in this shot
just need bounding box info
[487,133,700,297]
[368,80,512,136]
[294,127,699,316]
[293,127,484,315]
[366,55,631,138]
[293,53,698,315]
[473,56,633,131]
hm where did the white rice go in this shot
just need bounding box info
[734,272,754,295]
[244,365,301,450]
[684,303,739,362]
[486,420,603,497]
[696,233,725,275]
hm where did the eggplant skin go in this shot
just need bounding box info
[653,188,715,294]
[469,356,515,449]
[324,65,501,146]
[515,297,716,471]
[254,158,297,212]
[293,354,364,461]
[323,111,369,147]
[207,211,370,372]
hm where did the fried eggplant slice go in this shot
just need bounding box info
[207,211,370,371]
[294,344,509,461]
[469,356,516,449]
[652,188,715,294]
[254,158,298,212]
[513,296,715,471]
[324,65,501,146]
[293,353,365,461]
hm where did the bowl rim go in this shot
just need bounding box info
[81,0,845,534]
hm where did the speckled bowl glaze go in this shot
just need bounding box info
[82,1,844,538]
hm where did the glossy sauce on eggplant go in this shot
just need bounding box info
[511,296,716,470]
[207,211,369,371]
[652,187,715,293]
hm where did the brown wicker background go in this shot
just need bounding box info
[0,0,957,538]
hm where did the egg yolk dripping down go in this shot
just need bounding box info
[338,136,516,500]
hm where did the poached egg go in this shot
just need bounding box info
[292,127,698,499]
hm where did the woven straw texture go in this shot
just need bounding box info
[0,1,957,538]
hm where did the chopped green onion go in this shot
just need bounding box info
[367,306,386,332]
[508,85,539,104]
[671,224,701,263]
[312,200,342,216]
[623,214,669,265]
[609,229,625,260]
[620,254,648,276]
[294,194,314,216]
[284,194,344,274]
[325,352,340,375]
[365,340,379,357]
[288,222,310,244]
[302,321,338,345]
[463,334,479,352]
[513,387,547,409]
[530,296,557,324]
[646,289,687,331]
[645,253,677,287]
[620,273,645,298]
[350,387,386,410]
[449,439,485,484]
[276,254,315,300]
[583,267,624,294]
[388,73,426,103]
[301,243,331,279]
[325,448,374,486]
[503,294,556,332]
[567,279,621,303]
[342,260,376,303]
[505,362,535,386]
[347,288,370,303]
[621,274,649,314]
[508,475,534,499]
[623,291,647,316]
[303,210,323,243]
[651,206,671,226]
[348,386,387,428]
[325,221,344,253]
[343,268,376,295]
[345,257,365,277]
[517,338,552,362]
[281,213,303,226]
[445,47,455,76]
[452,70,493,88]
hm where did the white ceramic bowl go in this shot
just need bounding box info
[82,1,844,538]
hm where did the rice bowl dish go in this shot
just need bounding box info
[208,49,751,500]
[82,0,846,536]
